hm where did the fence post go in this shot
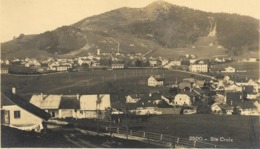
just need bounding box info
[193,141,196,147]
[160,134,163,141]
[130,130,132,136]
[176,138,179,145]
[143,132,146,138]
[117,128,119,133]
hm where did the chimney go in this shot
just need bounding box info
[76,94,80,100]
[41,93,43,100]
[11,87,16,94]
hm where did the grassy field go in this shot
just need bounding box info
[148,45,228,59]
[1,69,208,99]
[211,62,259,80]
[128,115,260,148]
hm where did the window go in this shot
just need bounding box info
[14,111,20,119]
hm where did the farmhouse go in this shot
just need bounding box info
[178,78,195,90]
[111,63,125,69]
[126,94,143,103]
[30,94,111,119]
[0,67,9,74]
[222,66,235,73]
[189,60,208,73]
[148,75,164,87]
[242,85,257,100]
[225,92,258,115]
[149,59,158,67]
[79,94,111,118]
[211,103,233,115]
[1,91,51,132]
[173,91,197,106]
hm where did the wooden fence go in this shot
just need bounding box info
[109,127,221,148]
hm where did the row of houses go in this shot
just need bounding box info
[1,88,112,132]
[30,93,111,119]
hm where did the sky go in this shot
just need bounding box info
[1,0,260,42]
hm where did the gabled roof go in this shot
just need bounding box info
[2,92,51,121]
[80,94,111,111]
[226,92,243,106]
[239,101,257,109]
[59,95,80,109]
[149,75,165,81]
[30,94,62,109]
[218,104,233,110]
[177,91,198,97]
[242,85,254,94]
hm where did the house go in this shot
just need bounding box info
[189,60,208,73]
[147,75,164,87]
[56,65,69,71]
[238,102,259,115]
[78,94,111,119]
[0,67,9,74]
[242,85,257,100]
[59,95,80,118]
[211,103,233,115]
[30,94,62,118]
[225,91,243,106]
[111,63,125,69]
[225,91,258,115]
[178,78,195,90]
[224,84,242,92]
[126,94,143,103]
[1,91,51,132]
[126,93,166,115]
[248,58,257,62]
[222,66,235,73]
[30,94,111,119]
[173,91,197,106]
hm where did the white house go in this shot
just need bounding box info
[148,76,164,87]
[211,103,233,115]
[0,68,9,74]
[189,60,208,73]
[126,94,142,103]
[30,94,111,119]
[248,58,257,62]
[79,94,111,119]
[222,66,235,73]
[1,91,50,132]
[173,94,192,106]
[111,63,125,69]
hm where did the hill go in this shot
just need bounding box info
[1,0,259,59]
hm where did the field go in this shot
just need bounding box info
[1,69,209,100]
[148,45,228,59]
[1,69,260,148]
[128,115,260,148]
[212,62,259,80]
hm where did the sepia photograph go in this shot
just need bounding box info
[0,0,259,148]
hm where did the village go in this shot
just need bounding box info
[1,46,260,148]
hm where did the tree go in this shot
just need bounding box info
[105,107,113,136]
[96,95,103,135]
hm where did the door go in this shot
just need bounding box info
[1,110,10,124]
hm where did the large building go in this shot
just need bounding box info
[148,76,165,87]
[30,94,111,119]
[1,91,50,132]
[189,60,208,73]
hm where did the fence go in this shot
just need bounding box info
[109,127,220,148]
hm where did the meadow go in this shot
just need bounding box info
[128,115,260,148]
[211,62,259,80]
[148,45,228,59]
